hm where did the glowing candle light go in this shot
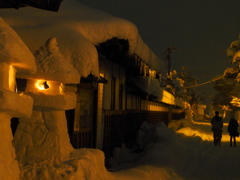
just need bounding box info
[35,80,50,90]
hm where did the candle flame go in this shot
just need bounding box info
[35,80,49,90]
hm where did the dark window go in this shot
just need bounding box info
[111,76,116,110]
[119,83,123,110]
[10,118,19,136]
[16,78,27,92]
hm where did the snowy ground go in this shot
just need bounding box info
[107,117,240,180]
[12,114,240,179]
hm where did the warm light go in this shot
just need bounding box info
[15,85,18,93]
[148,104,156,111]
[149,69,156,78]
[145,101,168,111]
[59,83,64,94]
[35,80,50,90]
[0,63,16,91]
[161,90,175,105]
[230,96,240,107]
[27,80,63,95]
[9,65,16,92]
[177,121,230,142]
[221,105,230,111]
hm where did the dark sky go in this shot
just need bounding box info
[77,0,239,83]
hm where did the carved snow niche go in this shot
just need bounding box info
[0,18,36,180]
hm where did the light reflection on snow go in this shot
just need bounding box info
[9,65,16,92]
[176,119,230,142]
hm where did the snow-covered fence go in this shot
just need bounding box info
[102,108,185,167]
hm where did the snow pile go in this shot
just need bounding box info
[107,109,240,179]
[106,118,240,180]
[168,119,191,132]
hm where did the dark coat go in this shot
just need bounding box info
[211,116,223,131]
[228,118,239,136]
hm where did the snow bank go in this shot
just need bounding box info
[16,148,114,180]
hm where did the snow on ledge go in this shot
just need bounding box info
[0,90,33,118]
[26,92,77,110]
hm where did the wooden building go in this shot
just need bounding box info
[65,38,186,164]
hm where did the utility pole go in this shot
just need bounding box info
[164,46,177,76]
[164,46,177,94]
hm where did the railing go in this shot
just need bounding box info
[68,108,185,162]
[70,129,95,149]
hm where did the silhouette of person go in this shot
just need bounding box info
[211,111,223,146]
[228,115,239,147]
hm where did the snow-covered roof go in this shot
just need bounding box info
[0,0,163,77]
[0,18,36,74]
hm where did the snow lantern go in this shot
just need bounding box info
[13,37,80,171]
[0,18,36,179]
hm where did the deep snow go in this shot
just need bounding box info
[108,117,240,180]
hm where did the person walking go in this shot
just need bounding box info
[228,115,239,147]
[211,111,223,146]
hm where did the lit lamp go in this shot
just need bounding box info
[13,37,80,170]
[35,80,49,90]
[0,18,36,179]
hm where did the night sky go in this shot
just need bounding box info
[77,0,239,98]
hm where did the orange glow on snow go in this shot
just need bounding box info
[35,80,49,90]
[59,83,64,94]
[177,120,230,142]
[9,65,16,92]
[33,80,65,95]
[161,90,175,105]
[231,96,240,107]
[0,63,16,91]
[148,104,156,111]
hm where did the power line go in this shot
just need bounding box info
[186,75,224,88]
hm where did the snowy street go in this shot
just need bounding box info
[108,118,240,180]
